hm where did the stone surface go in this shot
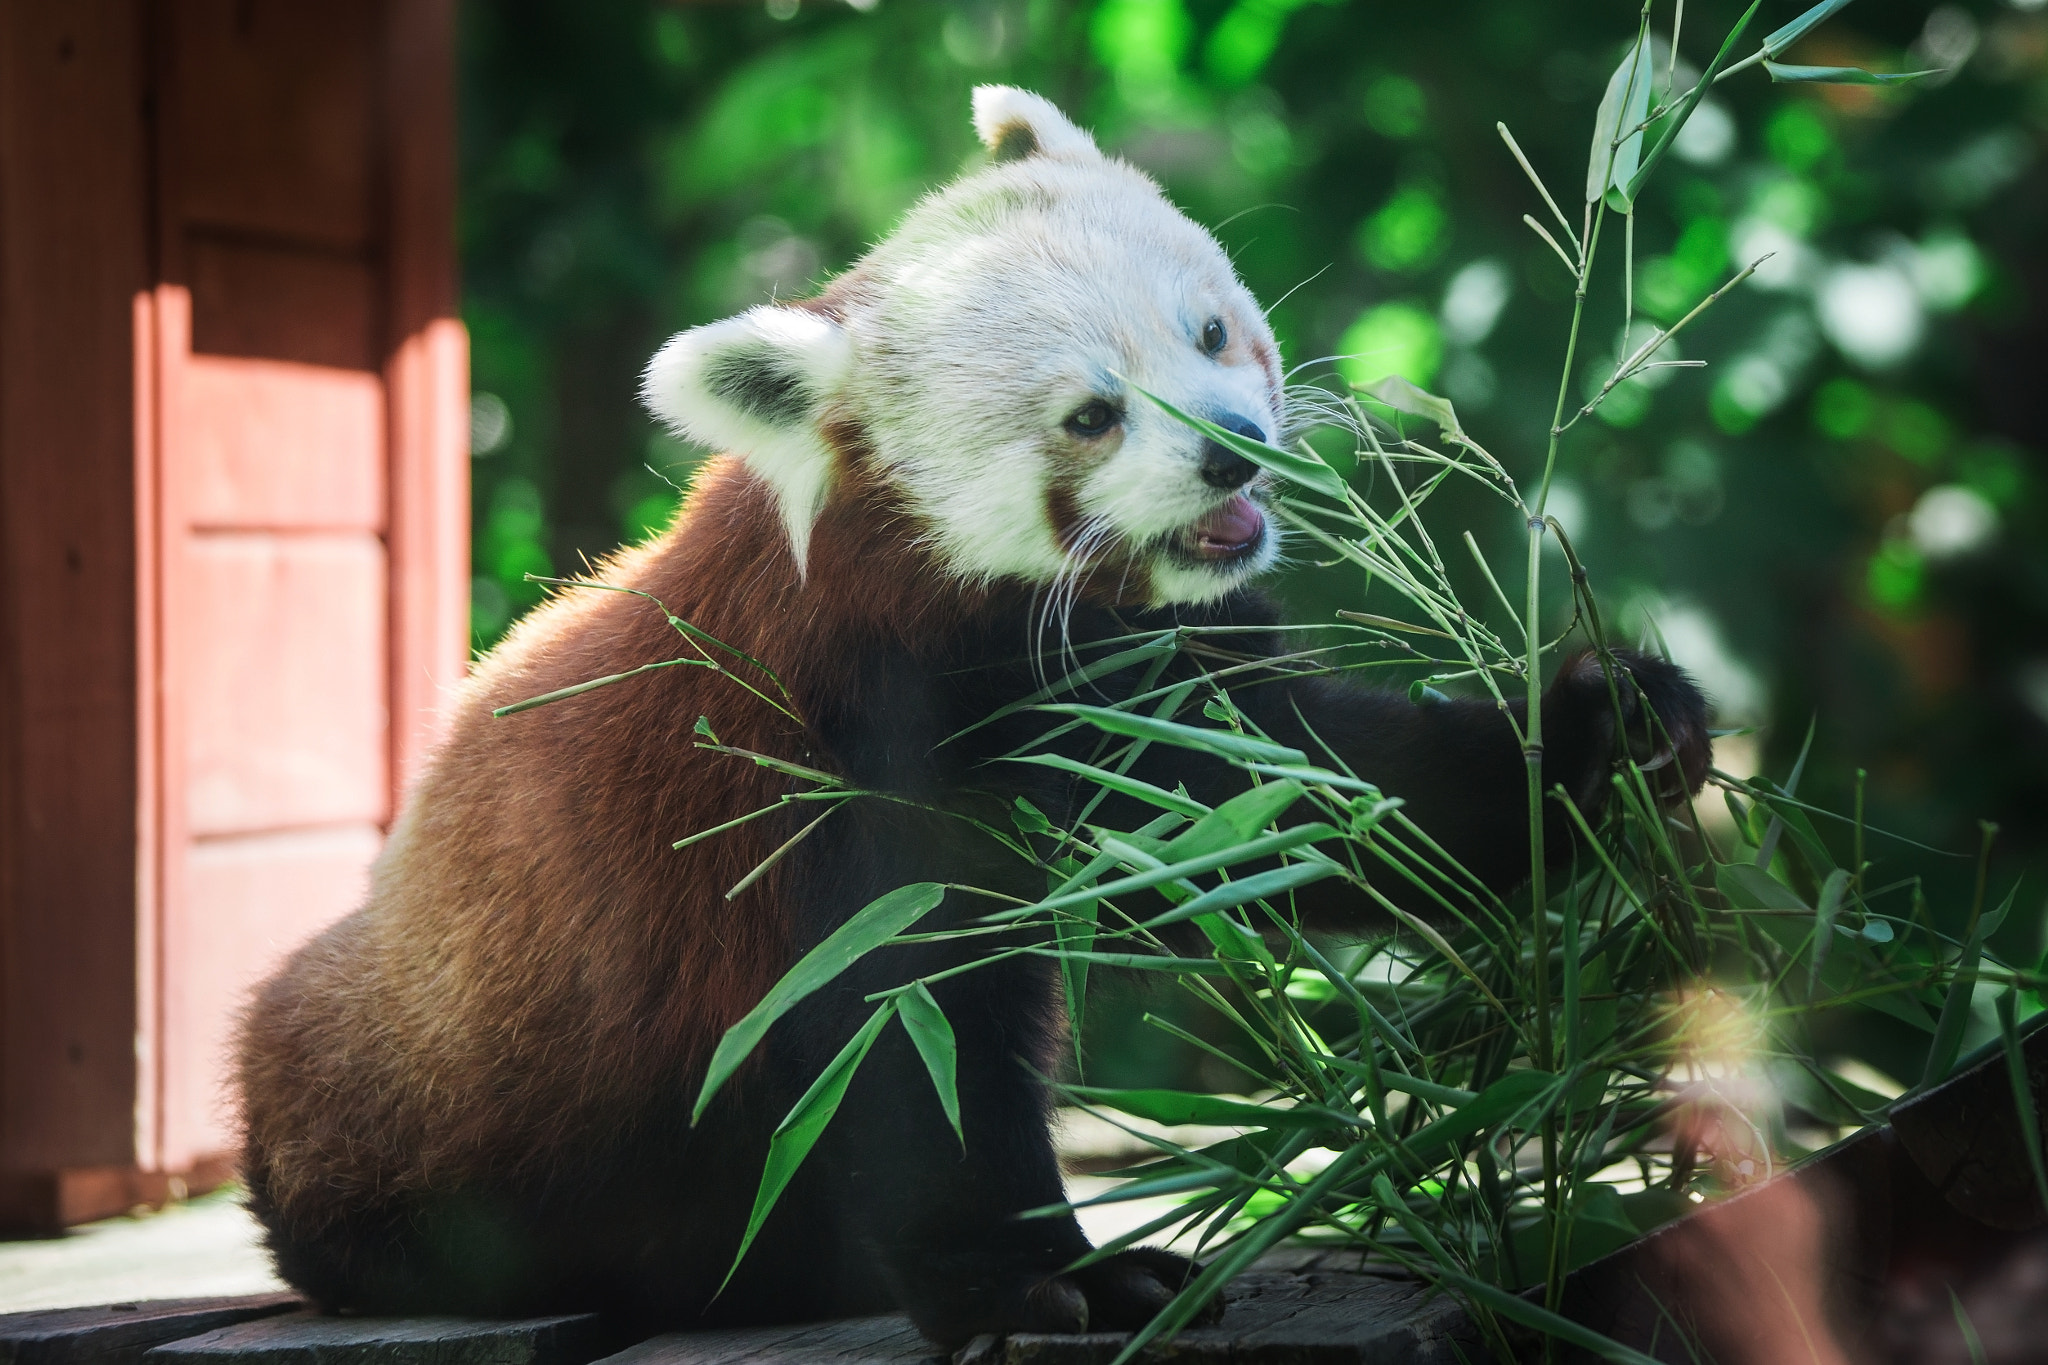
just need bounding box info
[0,1295,297,1365]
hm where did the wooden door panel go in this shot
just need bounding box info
[188,235,378,371]
[183,533,390,836]
[167,0,376,250]
[183,356,385,530]
[160,824,382,1165]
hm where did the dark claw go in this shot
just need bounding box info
[1547,647,1713,817]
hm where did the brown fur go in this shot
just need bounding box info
[238,454,989,1244]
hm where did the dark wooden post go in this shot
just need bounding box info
[0,0,466,1231]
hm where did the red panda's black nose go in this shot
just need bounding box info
[1199,415,1265,489]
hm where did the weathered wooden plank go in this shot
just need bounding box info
[1891,1018,2048,1231]
[598,1262,1473,1365]
[990,1265,1473,1365]
[592,1315,936,1365]
[144,1312,612,1365]
[0,1295,297,1365]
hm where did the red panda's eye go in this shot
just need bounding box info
[1201,318,1228,355]
[1065,400,1119,437]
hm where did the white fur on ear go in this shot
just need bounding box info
[971,86,1101,164]
[641,306,852,575]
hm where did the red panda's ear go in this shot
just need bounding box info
[642,306,850,575]
[972,86,1102,164]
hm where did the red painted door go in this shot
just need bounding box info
[0,0,466,1228]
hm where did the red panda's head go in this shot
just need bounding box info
[642,87,1284,608]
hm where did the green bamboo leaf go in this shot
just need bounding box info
[1809,868,1849,997]
[1587,34,1653,206]
[952,634,1182,739]
[693,882,945,1123]
[897,982,962,1146]
[1004,753,1209,820]
[1763,60,1941,85]
[1162,780,1309,861]
[1106,1148,1369,1365]
[1762,0,1859,56]
[1318,1057,1476,1107]
[1920,887,2016,1090]
[1124,380,1350,502]
[1055,887,1099,1077]
[722,1000,895,1287]
[1389,1068,1558,1172]
[1039,703,1308,766]
[1360,375,1461,437]
[984,823,1341,924]
[1065,1085,1363,1129]
[1011,796,1052,835]
[1951,1288,1989,1365]
[1024,949,1233,975]
[1716,861,1808,912]
[1625,0,1764,204]
[493,657,705,717]
[1430,1266,1665,1365]
[1994,988,2048,1218]
[1143,861,1338,927]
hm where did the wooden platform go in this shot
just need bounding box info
[6,1028,2044,1365]
[0,1255,1474,1365]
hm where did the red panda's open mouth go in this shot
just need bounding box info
[1183,494,1267,562]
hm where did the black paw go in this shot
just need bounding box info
[1069,1247,1218,1331]
[905,1247,1217,1350]
[1546,648,1712,812]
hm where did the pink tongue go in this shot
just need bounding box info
[1195,496,1265,554]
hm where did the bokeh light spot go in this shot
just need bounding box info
[1359,184,1448,272]
[1337,302,1442,389]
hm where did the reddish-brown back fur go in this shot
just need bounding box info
[238,454,986,1242]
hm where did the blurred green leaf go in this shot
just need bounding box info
[1763,61,1941,85]
[1361,374,1461,437]
[1587,35,1653,208]
[1717,861,1808,912]
[1921,886,2016,1090]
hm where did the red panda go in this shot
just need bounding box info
[237,88,1710,1347]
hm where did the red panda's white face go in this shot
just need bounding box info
[643,87,1284,608]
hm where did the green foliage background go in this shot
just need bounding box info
[460,0,2048,1079]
